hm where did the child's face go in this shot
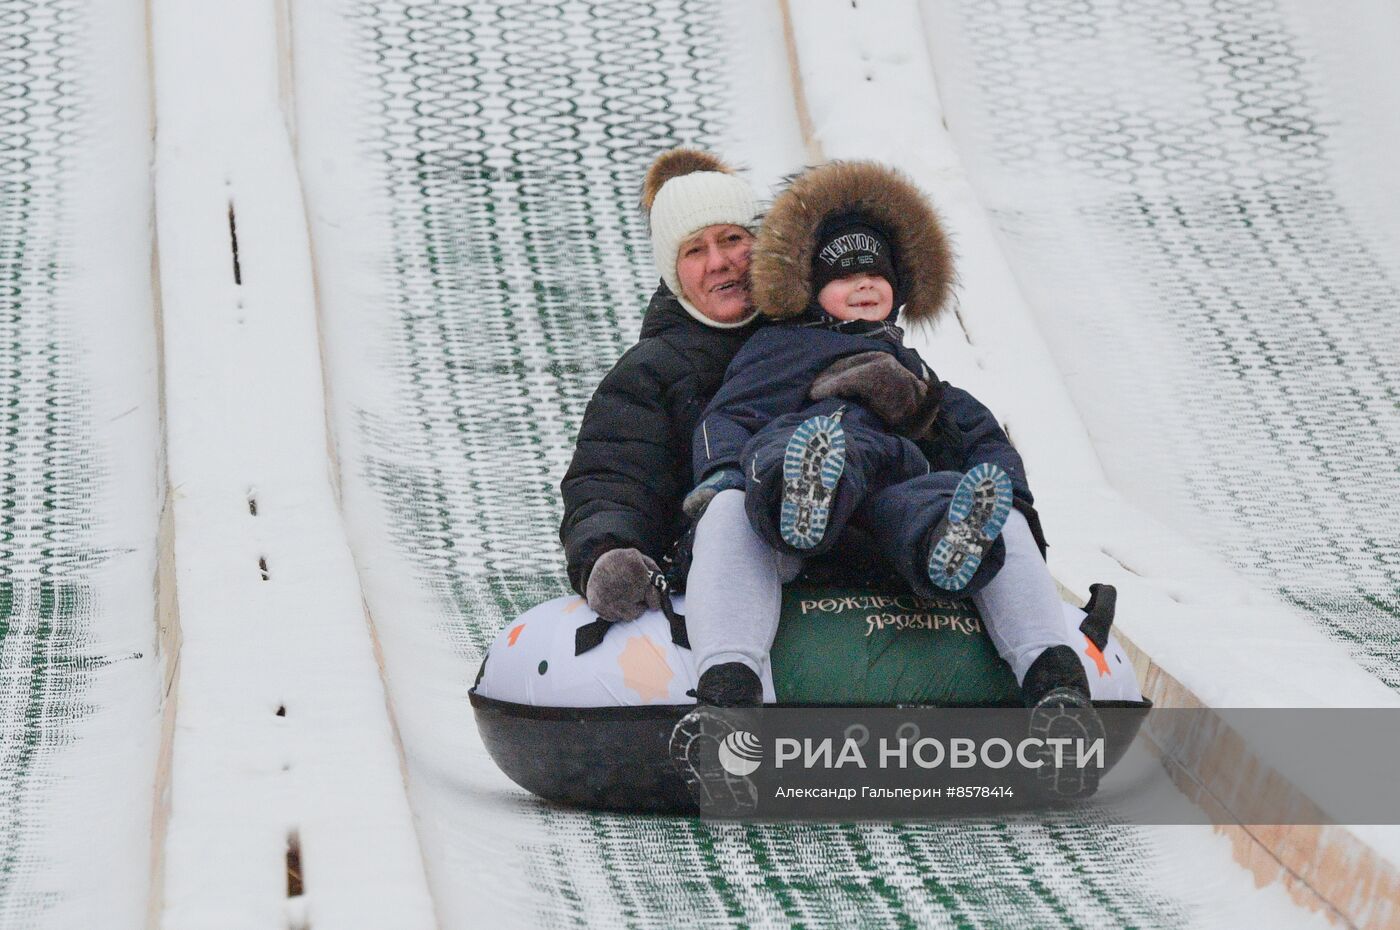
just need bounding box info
[817,273,894,321]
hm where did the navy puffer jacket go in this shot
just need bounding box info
[694,319,1035,510]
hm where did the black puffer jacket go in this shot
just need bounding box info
[559,284,757,594]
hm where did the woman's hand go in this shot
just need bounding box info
[810,351,943,437]
[585,548,662,621]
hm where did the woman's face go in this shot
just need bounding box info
[676,224,755,324]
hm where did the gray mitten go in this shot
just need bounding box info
[810,351,943,438]
[585,547,662,621]
[682,467,744,519]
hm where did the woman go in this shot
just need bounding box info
[559,149,927,704]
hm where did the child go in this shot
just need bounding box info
[683,161,1102,796]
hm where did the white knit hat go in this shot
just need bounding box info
[643,150,761,328]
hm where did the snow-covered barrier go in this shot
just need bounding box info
[150,0,433,926]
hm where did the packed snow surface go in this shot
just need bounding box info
[1,0,1394,927]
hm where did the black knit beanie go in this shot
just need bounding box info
[810,212,899,301]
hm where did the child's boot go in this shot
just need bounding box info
[696,661,763,707]
[669,663,763,815]
[779,409,847,549]
[926,462,1014,591]
[1022,645,1106,799]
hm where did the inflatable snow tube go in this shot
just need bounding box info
[470,583,1149,813]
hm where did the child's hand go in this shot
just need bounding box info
[811,351,932,432]
[683,468,744,519]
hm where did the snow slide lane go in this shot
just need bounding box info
[150,0,434,926]
[293,0,1335,927]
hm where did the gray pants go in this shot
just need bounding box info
[971,508,1073,683]
[686,489,1070,685]
[686,490,801,679]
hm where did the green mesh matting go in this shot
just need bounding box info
[935,0,1400,689]
[0,0,144,922]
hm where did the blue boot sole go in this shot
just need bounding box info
[926,462,1014,591]
[779,411,846,550]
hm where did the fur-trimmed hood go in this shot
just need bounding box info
[752,161,954,324]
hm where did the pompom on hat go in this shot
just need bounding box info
[642,148,761,329]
